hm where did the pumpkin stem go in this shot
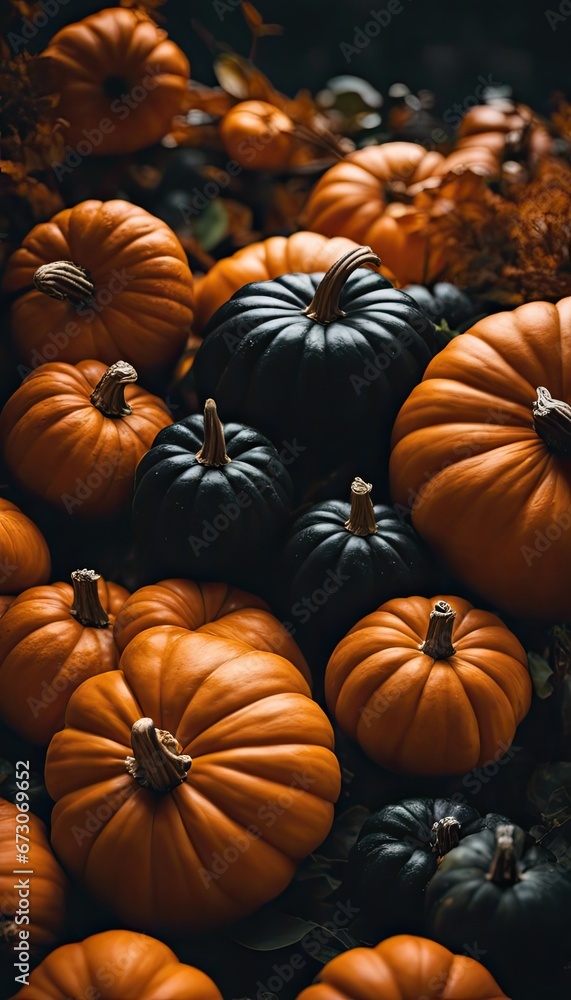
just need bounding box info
[431,817,462,858]
[419,601,457,659]
[196,399,231,467]
[302,246,381,324]
[532,387,571,457]
[89,361,137,417]
[33,260,95,306]
[487,824,522,885]
[126,718,192,792]
[69,569,109,628]
[344,478,378,536]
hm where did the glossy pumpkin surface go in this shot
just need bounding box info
[0,499,51,595]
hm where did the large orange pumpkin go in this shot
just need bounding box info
[0,499,50,595]
[0,569,128,745]
[45,626,341,932]
[113,579,311,685]
[296,934,509,999]
[10,929,222,1000]
[325,595,531,775]
[3,199,194,380]
[41,7,190,155]
[301,143,447,284]
[219,99,295,170]
[0,360,172,518]
[390,298,571,620]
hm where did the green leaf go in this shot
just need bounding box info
[528,762,571,821]
[193,199,229,251]
[228,908,321,951]
[527,650,554,699]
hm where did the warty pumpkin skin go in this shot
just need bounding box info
[113,578,311,685]
[325,595,532,775]
[219,99,295,170]
[0,359,172,518]
[41,7,190,156]
[0,798,67,952]
[0,499,51,594]
[296,934,509,1000]
[10,929,222,1000]
[389,297,571,620]
[3,199,193,381]
[44,626,341,933]
[0,569,128,745]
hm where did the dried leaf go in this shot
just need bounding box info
[242,1,283,38]
[528,651,555,699]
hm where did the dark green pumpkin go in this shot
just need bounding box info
[348,797,509,939]
[401,282,479,340]
[425,823,571,993]
[191,246,438,503]
[132,399,293,594]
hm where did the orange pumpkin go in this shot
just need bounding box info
[0,595,14,619]
[113,579,311,685]
[45,626,340,932]
[0,360,172,518]
[3,199,194,380]
[0,499,50,594]
[41,7,190,155]
[389,298,571,620]
[219,99,295,170]
[0,569,128,745]
[193,231,395,333]
[297,934,509,999]
[457,103,552,160]
[325,595,531,775]
[0,798,67,952]
[301,143,447,284]
[10,929,222,1000]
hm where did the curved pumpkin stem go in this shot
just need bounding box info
[126,719,192,792]
[196,399,231,467]
[431,817,462,858]
[69,569,109,628]
[532,387,571,457]
[89,361,137,417]
[302,246,381,324]
[344,478,377,536]
[419,601,457,659]
[488,824,522,885]
[33,260,95,306]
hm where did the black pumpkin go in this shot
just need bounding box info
[132,399,293,594]
[191,246,438,503]
[425,823,571,993]
[348,797,509,939]
[274,477,439,674]
[401,282,479,334]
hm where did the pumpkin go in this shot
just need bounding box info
[325,595,532,775]
[132,399,293,593]
[301,143,447,283]
[0,797,67,952]
[219,100,295,170]
[168,332,203,414]
[44,626,341,932]
[3,199,194,381]
[0,360,172,518]
[276,478,438,672]
[193,232,395,334]
[401,282,480,333]
[0,569,128,745]
[348,797,509,937]
[0,595,14,619]
[389,298,571,620]
[457,103,552,161]
[296,934,509,1000]
[41,7,190,156]
[113,578,311,685]
[425,823,571,993]
[192,246,438,503]
[0,499,51,594]
[10,929,222,1000]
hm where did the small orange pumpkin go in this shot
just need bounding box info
[457,102,552,160]
[219,100,295,170]
[0,499,51,594]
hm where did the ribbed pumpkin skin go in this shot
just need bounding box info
[132,417,293,591]
[389,298,571,620]
[113,579,311,685]
[192,271,438,502]
[219,100,295,170]
[3,200,193,381]
[45,627,341,933]
[0,499,51,594]
[41,7,190,155]
[296,934,509,999]
[0,799,67,950]
[10,930,222,1000]
[401,282,479,329]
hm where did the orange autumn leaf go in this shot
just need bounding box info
[242,2,283,39]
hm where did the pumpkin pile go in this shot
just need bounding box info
[2,2,571,998]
